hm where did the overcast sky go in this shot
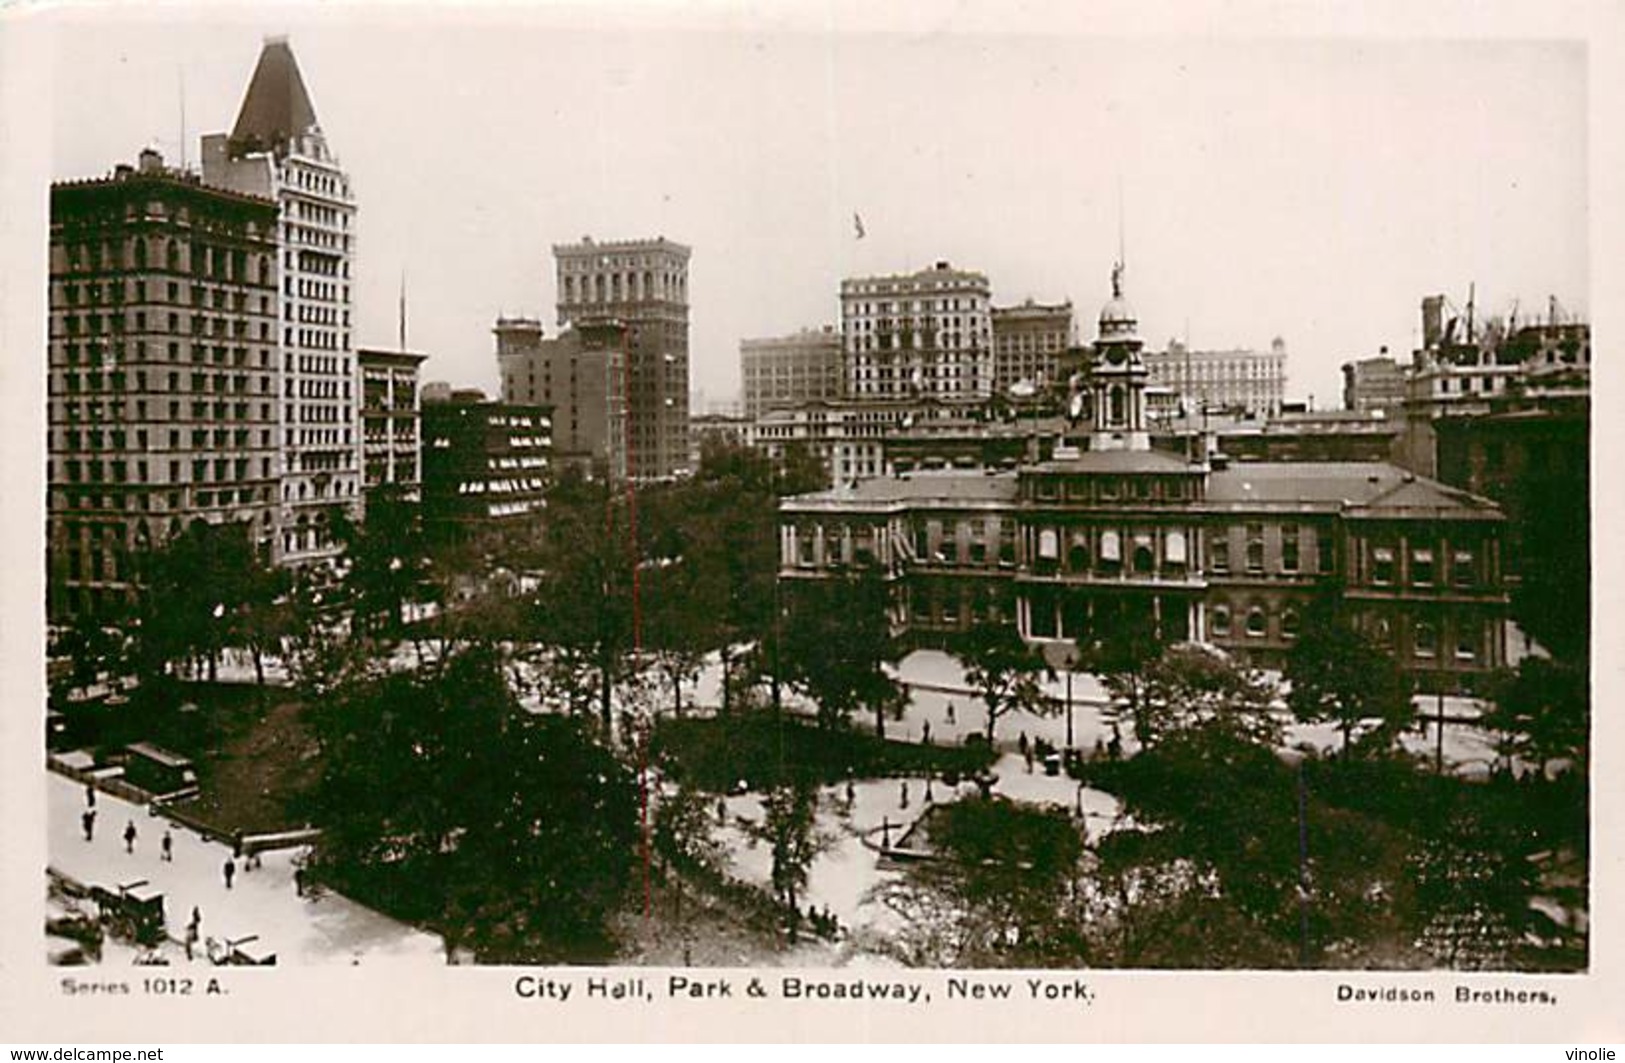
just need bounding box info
[41,6,1588,410]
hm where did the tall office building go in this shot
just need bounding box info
[47,149,282,619]
[203,36,358,562]
[552,236,690,479]
[842,261,993,401]
[495,315,627,481]
[990,299,1074,395]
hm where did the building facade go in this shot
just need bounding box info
[553,236,690,479]
[1397,296,1588,478]
[1341,352,1407,413]
[740,326,843,419]
[202,36,358,563]
[1147,338,1288,418]
[990,299,1074,396]
[47,151,282,619]
[357,348,426,504]
[780,269,1509,692]
[495,315,628,481]
[420,394,551,541]
[749,397,986,483]
[842,261,993,401]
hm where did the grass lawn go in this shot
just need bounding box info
[652,709,996,792]
[161,684,323,835]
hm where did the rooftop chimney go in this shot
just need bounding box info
[137,148,164,174]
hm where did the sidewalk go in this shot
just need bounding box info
[48,770,443,965]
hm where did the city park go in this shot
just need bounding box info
[46,442,1589,971]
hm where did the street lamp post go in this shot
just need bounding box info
[1063,648,1077,750]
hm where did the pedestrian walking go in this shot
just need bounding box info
[184,923,198,961]
[1018,731,1030,757]
[85,783,96,808]
[922,720,932,746]
[81,809,96,842]
[190,905,201,933]
[294,866,307,898]
[845,778,856,805]
[223,857,236,889]
[899,779,910,810]
[123,819,137,854]
[160,829,173,862]
[945,701,956,724]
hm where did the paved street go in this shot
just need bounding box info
[48,771,443,966]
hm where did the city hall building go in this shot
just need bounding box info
[779,267,1510,691]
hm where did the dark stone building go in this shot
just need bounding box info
[47,150,281,619]
[420,393,551,542]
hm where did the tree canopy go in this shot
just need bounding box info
[298,646,639,962]
[1285,587,1414,757]
[951,621,1055,743]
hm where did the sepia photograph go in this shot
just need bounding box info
[2,0,1619,1044]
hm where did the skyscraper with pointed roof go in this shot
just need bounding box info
[203,36,358,564]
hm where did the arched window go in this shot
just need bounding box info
[1037,529,1059,560]
[1211,605,1231,637]
[1246,607,1267,637]
[1067,539,1089,572]
[1281,608,1300,640]
[1110,385,1125,425]
[1100,530,1121,563]
[1165,529,1188,565]
[1133,544,1155,574]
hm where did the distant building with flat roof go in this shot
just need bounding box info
[741,326,842,419]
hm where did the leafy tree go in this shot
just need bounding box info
[1136,644,1282,750]
[299,646,638,962]
[641,556,720,719]
[1481,656,1589,777]
[333,485,431,636]
[781,570,904,735]
[532,482,636,739]
[1074,601,1164,744]
[1285,588,1414,756]
[1509,463,1588,663]
[871,798,1087,967]
[130,519,274,683]
[951,621,1056,744]
[737,780,834,942]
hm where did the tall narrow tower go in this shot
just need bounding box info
[203,36,358,564]
[1089,262,1150,451]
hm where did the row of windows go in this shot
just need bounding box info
[59,280,272,314]
[60,455,272,485]
[1367,546,1478,588]
[842,293,988,313]
[1030,475,1196,504]
[58,311,269,341]
[61,424,269,452]
[561,271,686,304]
[57,399,269,424]
[59,239,272,284]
